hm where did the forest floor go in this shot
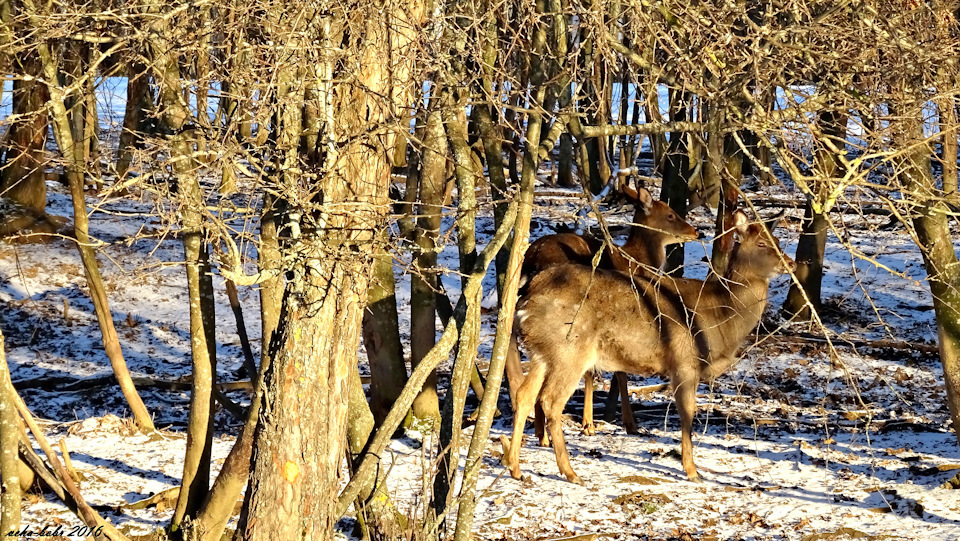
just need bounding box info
[2,165,960,540]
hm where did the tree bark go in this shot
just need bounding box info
[1,52,47,214]
[897,103,960,446]
[0,328,20,535]
[116,63,152,180]
[662,89,690,275]
[362,238,408,426]
[239,1,424,536]
[409,100,447,423]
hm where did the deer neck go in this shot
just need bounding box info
[724,264,771,321]
[623,229,666,271]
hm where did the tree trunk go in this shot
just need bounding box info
[433,91,483,527]
[24,14,156,434]
[897,103,960,446]
[662,89,690,275]
[238,2,422,536]
[939,97,958,199]
[0,328,20,535]
[346,362,403,539]
[711,133,744,276]
[409,102,447,423]
[1,52,47,214]
[362,238,408,426]
[259,193,283,361]
[784,110,844,319]
[116,63,151,180]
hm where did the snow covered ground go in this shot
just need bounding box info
[2,165,960,540]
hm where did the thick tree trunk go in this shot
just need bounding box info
[238,2,423,536]
[897,104,960,445]
[1,53,47,214]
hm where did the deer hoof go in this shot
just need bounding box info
[582,422,595,436]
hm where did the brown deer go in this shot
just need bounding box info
[503,211,795,484]
[505,185,698,438]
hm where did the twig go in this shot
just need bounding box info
[58,438,80,483]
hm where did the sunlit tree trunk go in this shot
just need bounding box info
[409,100,447,423]
[238,1,423,537]
[897,101,960,445]
[784,110,845,319]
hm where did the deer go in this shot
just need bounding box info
[504,184,699,440]
[502,210,795,484]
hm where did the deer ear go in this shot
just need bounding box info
[732,210,750,237]
[763,210,786,235]
[635,187,654,214]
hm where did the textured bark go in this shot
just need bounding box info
[116,63,152,180]
[238,1,423,536]
[897,104,960,445]
[409,103,447,423]
[362,239,408,426]
[1,52,47,214]
[0,329,20,535]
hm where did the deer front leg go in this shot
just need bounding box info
[674,372,702,482]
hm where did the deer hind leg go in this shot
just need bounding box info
[581,370,595,435]
[673,370,702,481]
[505,329,524,410]
[534,403,549,447]
[616,372,639,434]
[540,357,593,485]
[505,361,546,480]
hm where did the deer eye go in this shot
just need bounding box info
[757,241,767,248]
[667,215,675,221]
